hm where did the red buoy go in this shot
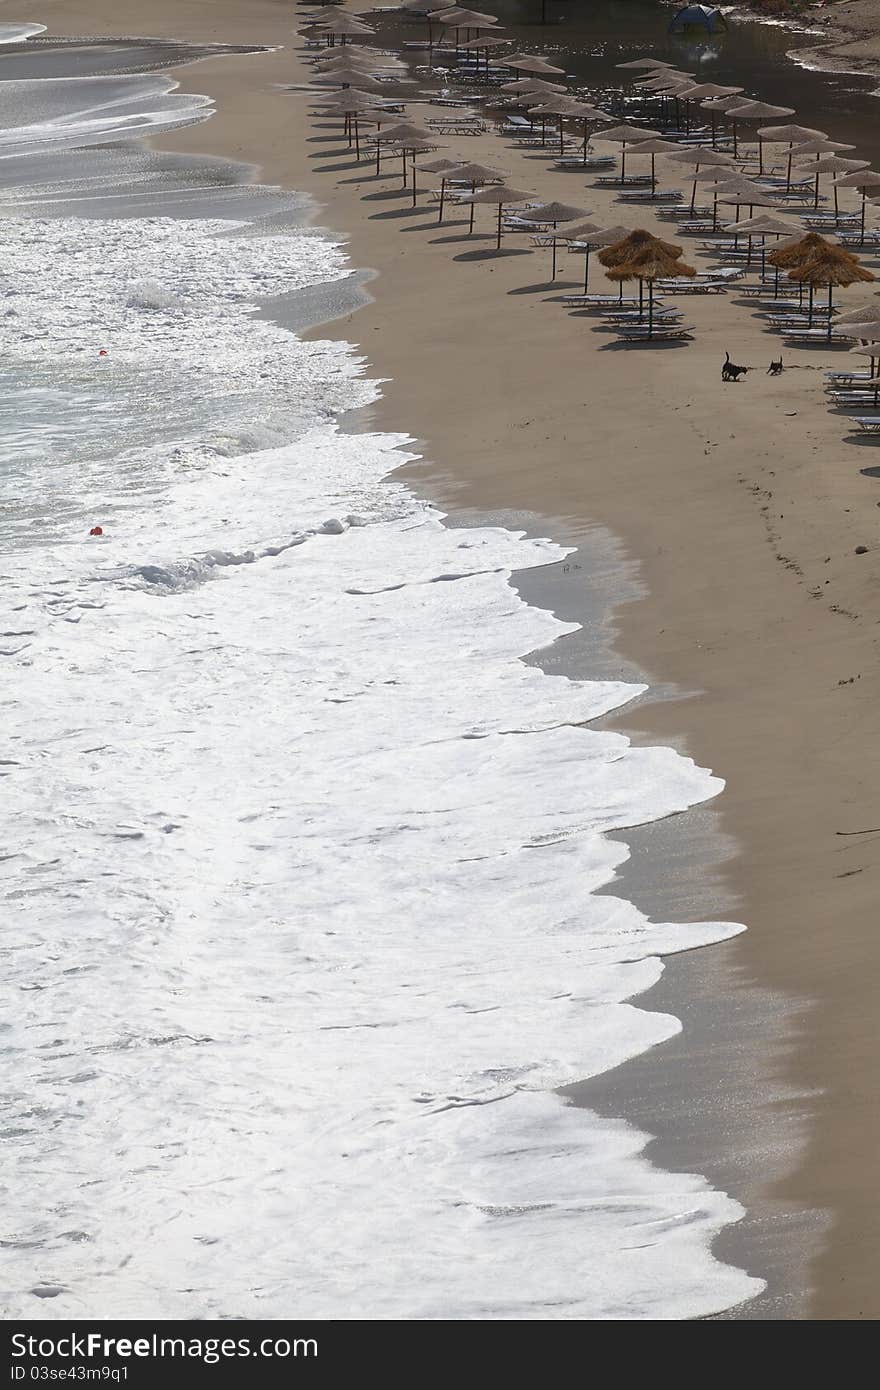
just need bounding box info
[89,526,103,536]
[98,350,108,357]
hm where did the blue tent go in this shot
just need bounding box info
[668,5,727,35]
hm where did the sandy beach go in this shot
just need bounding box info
[9,0,880,1317]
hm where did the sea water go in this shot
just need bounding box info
[1,30,761,1319]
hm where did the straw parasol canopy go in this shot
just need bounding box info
[838,320,880,338]
[757,122,828,187]
[422,155,471,223]
[527,97,607,157]
[597,227,683,271]
[500,78,567,94]
[504,54,567,75]
[835,300,880,325]
[459,183,533,250]
[556,222,630,293]
[795,150,865,210]
[833,169,880,241]
[788,245,875,338]
[725,101,795,173]
[514,201,591,277]
[441,159,506,230]
[312,13,376,44]
[312,70,388,92]
[723,212,802,273]
[666,145,734,210]
[607,242,696,337]
[700,93,756,157]
[627,137,683,192]
[595,123,662,181]
[371,120,437,177]
[616,58,675,71]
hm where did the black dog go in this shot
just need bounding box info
[721,351,750,382]
[767,357,784,376]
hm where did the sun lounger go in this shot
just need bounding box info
[849,417,880,432]
[594,174,654,187]
[615,324,694,342]
[654,279,728,294]
[561,293,666,309]
[553,156,615,170]
[826,370,875,383]
[616,188,683,203]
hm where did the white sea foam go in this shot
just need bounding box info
[0,85,761,1318]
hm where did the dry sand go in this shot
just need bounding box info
[10,0,880,1318]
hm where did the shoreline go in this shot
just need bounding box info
[11,0,880,1318]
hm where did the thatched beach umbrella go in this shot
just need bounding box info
[599,228,682,310]
[723,212,801,275]
[607,243,696,338]
[832,170,880,245]
[793,149,863,210]
[312,68,388,93]
[788,246,875,339]
[504,54,567,76]
[500,77,567,95]
[514,201,590,278]
[557,222,630,294]
[700,94,754,158]
[835,300,880,325]
[666,145,734,212]
[316,88,387,155]
[616,58,675,71]
[527,98,607,157]
[459,183,533,250]
[422,156,470,223]
[671,81,743,138]
[768,232,852,312]
[371,120,435,177]
[627,137,683,194]
[312,12,376,46]
[756,122,827,187]
[724,101,795,174]
[596,123,662,182]
[441,159,506,231]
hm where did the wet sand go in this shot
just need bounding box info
[10,0,880,1318]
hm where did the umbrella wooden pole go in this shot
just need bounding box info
[861,191,867,245]
[827,280,834,343]
[411,158,418,208]
[814,169,820,209]
[648,278,654,339]
[650,153,656,195]
[690,175,698,215]
[834,182,839,219]
[438,178,446,226]
[469,183,476,234]
[376,140,382,177]
[732,119,738,160]
[582,121,589,163]
[496,201,503,251]
[559,120,565,158]
[583,247,591,295]
[354,118,360,160]
[401,149,407,187]
[551,234,557,279]
[621,142,627,183]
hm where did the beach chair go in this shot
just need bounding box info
[849,417,880,432]
[616,188,683,204]
[594,174,654,187]
[615,324,694,342]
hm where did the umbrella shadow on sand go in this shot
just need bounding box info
[368,207,426,220]
[507,281,582,295]
[599,338,692,350]
[453,247,532,262]
[429,231,494,245]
